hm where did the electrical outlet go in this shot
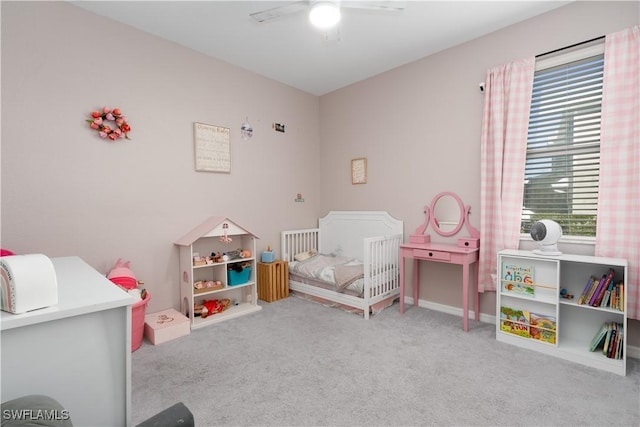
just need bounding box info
[273,123,285,133]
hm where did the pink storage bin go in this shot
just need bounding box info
[131,292,151,352]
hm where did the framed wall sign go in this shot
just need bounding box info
[351,157,367,184]
[194,122,231,173]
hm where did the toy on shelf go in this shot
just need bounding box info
[194,299,230,318]
[229,262,251,272]
[219,223,232,244]
[192,249,251,266]
[192,254,207,266]
[560,288,574,300]
[193,280,223,293]
[209,252,225,263]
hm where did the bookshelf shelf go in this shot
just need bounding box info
[500,290,557,305]
[558,299,624,314]
[497,249,627,376]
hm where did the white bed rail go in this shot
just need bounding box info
[281,228,320,262]
[363,234,403,301]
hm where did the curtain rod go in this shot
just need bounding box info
[536,35,605,58]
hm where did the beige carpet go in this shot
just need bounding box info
[132,296,640,426]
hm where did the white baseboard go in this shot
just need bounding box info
[403,296,640,360]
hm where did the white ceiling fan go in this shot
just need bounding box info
[250,1,406,29]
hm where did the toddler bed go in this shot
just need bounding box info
[281,211,403,319]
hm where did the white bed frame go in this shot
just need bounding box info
[281,211,403,319]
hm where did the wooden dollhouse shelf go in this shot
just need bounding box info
[175,216,262,330]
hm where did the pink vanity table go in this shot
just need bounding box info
[399,192,480,332]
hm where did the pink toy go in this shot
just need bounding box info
[107,258,138,290]
[1,249,15,257]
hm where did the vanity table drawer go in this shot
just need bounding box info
[413,249,451,261]
[458,238,480,249]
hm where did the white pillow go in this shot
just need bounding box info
[294,250,317,262]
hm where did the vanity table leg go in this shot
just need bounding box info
[413,258,420,307]
[462,262,470,332]
[400,255,406,314]
[474,262,480,322]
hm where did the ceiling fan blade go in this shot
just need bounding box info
[250,1,309,23]
[342,0,406,12]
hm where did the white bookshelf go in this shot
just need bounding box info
[497,249,627,376]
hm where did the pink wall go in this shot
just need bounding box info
[1,1,321,313]
[2,1,638,344]
[319,1,639,339]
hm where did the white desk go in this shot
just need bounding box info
[1,256,133,426]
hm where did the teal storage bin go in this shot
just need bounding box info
[227,266,252,286]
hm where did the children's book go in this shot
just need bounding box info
[530,312,557,344]
[577,276,597,305]
[615,327,624,359]
[589,322,609,352]
[583,277,600,306]
[502,264,535,297]
[606,326,618,358]
[600,290,611,308]
[618,282,624,311]
[605,323,623,359]
[588,274,607,306]
[602,322,617,356]
[592,268,615,307]
[500,306,530,338]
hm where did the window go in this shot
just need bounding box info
[521,42,604,238]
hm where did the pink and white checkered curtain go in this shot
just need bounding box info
[595,26,640,320]
[478,58,535,292]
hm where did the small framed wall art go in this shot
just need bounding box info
[351,157,367,185]
[194,122,231,173]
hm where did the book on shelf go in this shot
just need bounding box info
[600,290,611,308]
[529,312,556,344]
[499,306,530,338]
[588,274,607,306]
[577,276,597,305]
[618,282,624,311]
[606,326,618,358]
[583,276,601,306]
[577,269,623,310]
[602,322,625,359]
[615,328,624,359]
[592,268,615,307]
[603,281,624,311]
[602,322,615,355]
[590,321,624,359]
[610,324,624,359]
[589,322,609,352]
[502,264,535,297]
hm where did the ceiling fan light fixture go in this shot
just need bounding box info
[309,1,341,29]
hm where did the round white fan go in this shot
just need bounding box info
[249,1,405,26]
[530,220,563,256]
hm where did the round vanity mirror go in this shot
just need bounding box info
[430,191,465,237]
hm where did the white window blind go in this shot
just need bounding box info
[521,45,604,237]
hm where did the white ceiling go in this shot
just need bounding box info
[70,1,572,96]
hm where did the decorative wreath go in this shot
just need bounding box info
[86,107,131,141]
